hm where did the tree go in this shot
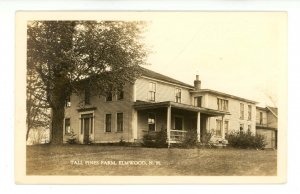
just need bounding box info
[27,21,148,144]
[26,65,50,141]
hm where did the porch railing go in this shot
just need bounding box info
[169,130,187,143]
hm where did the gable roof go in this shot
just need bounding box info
[191,89,257,104]
[266,106,278,118]
[140,67,194,88]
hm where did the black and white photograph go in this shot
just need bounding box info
[15,11,287,184]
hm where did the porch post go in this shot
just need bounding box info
[167,105,171,147]
[197,111,201,142]
[221,115,225,139]
[206,117,210,132]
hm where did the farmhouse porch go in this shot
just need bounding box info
[133,101,230,146]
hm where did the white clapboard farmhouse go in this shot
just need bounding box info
[64,67,260,145]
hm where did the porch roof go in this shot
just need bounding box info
[133,101,230,117]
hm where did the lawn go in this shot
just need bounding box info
[26,145,277,176]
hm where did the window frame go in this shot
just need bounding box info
[105,113,112,132]
[216,119,222,137]
[64,118,71,135]
[175,88,182,103]
[148,82,156,102]
[240,103,244,120]
[217,98,228,111]
[248,105,252,120]
[148,112,156,132]
[194,96,202,107]
[65,95,71,107]
[116,112,124,132]
[105,91,113,102]
[84,89,91,105]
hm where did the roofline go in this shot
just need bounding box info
[266,106,278,118]
[191,89,257,104]
[140,75,194,90]
[256,106,267,110]
[133,101,230,116]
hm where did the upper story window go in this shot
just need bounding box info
[175,88,181,103]
[240,103,244,119]
[106,92,113,101]
[84,89,90,105]
[65,95,71,107]
[194,96,202,107]
[116,89,124,100]
[148,82,156,101]
[248,105,252,120]
[217,98,228,111]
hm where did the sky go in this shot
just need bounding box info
[141,12,286,107]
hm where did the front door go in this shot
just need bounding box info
[83,118,90,144]
[81,113,93,144]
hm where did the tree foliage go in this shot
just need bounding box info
[27,21,148,144]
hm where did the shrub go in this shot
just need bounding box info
[182,130,198,148]
[142,129,167,148]
[227,131,266,149]
[66,131,77,144]
[200,131,212,144]
[119,136,126,146]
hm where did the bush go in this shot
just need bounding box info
[66,131,77,144]
[142,129,167,148]
[182,130,198,148]
[200,131,212,144]
[227,131,266,149]
[119,136,126,146]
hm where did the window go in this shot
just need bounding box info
[105,114,112,132]
[117,89,124,100]
[194,96,202,107]
[148,82,156,101]
[64,118,71,134]
[248,105,252,120]
[240,103,244,119]
[65,96,71,107]
[84,89,90,105]
[106,92,112,101]
[224,120,229,136]
[217,98,228,111]
[148,113,156,131]
[117,113,123,132]
[216,119,222,137]
[240,123,244,133]
[259,112,263,124]
[174,116,183,130]
[175,88,181,103]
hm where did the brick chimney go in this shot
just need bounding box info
[194,75,201,90]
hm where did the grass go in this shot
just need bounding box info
[26,144,277,176]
